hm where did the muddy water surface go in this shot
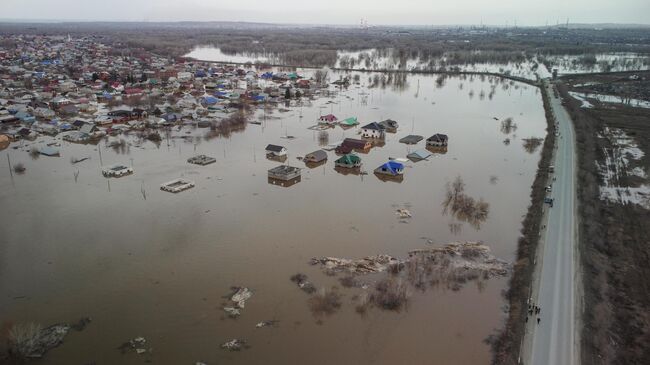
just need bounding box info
[0,72,546,364]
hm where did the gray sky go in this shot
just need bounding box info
[4,0,650,25]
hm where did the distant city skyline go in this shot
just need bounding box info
[3,0,650,26]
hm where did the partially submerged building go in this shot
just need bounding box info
[399,135,423,144]
[268,165,301,181]
[102,164,133,178]
[304,150,327,163]
[360,122,386,139]
[374,161,404,176]
[188,155,216,165]
[407,149,432,161]
[335,154,362,168]
[427,133,449,147]
[379,119,398,133]
[335,138,372,154]
[266,144,287,156]
[161,178,195,193]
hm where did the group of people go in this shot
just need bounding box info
[526,301,542,324]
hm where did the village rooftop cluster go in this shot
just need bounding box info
[0,34,450,189]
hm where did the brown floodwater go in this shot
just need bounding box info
[0,72,546,364]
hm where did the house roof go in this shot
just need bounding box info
[362,122,385,131]
[428,133,448,141]
[399,135,423,144]
[305,150,327,162]
[407,149,432,161]
[376,161,404,175]
[335,154,361,164]
[341,117,358,125]
[341,138,369,149]
[266,144,285,152]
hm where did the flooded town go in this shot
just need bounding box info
[1,2,650,365]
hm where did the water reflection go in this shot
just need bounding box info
[304,160,327,169]
[374,172,404,183]
[266,154,288,163]
[334,166,363,176]
[522,137,544,154]
[426,146,448,155]
[267,176,301,187]
[442,176,489,229]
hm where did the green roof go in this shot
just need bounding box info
[335,154,361,164]
[341,117,358,125]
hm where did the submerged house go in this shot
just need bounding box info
[335,154,362,168]
[399,135,423,145]
[319,114,338,124]
[360,122,386,139]
[427,133,449,147]
[374,161,404,176]
[268,165,301,181]
[335,138,372,154]
[407,149,432,161]
[340,117,359,127]
[266,144,287,156]
[379,119,398,133]
[304,150,327,163]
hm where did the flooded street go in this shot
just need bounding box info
[1,72,546,364]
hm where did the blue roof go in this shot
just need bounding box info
[202,96,218,105]
[377,161,404,175]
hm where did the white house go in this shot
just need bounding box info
[361,122,386,139]
[265,144,287,156]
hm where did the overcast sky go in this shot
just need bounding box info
[3,0,649,26]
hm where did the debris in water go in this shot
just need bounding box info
[230,287,253,308]
[311,242,509,312]
[396,208,412,219]
[290,273,316,294]
[255,320,279,328]
[221,339,247,351]
[7,323,70,359]
[309,255,399,274]
[223,307,241,318]
[118,336,149,355]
